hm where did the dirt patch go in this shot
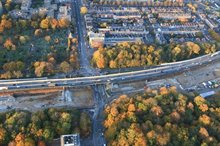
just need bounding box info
[0,87,94,112]
[175,62,220,88]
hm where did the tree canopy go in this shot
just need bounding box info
[92,42,217,69]
[0,108,91,145]
[103,87,220,146]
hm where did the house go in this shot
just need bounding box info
[21,0,32,11]
[205,19,218,29]
[60,134,80,146]
[57,6,71,21]
[88,32,105,48]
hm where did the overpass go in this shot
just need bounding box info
[0,51,219,90]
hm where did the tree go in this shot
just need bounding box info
[172,46,181,56]
[19,20,28,29]
[128,104,136,112]
[194,96,206,106]
[1,19,12,29]
[79,112,91,137]
[0,25,4,33]
[13,71,23,78]
[0,127,8,145]
[110,106,119,117]
[31,21,38,29]
[24,137,35,146]
[58,18,70,28]
[0,71,12,79]
[199,114,211,125]
[19,36,26,44]
[37,141,46,146]
[40,18,50,29]
[199,104,208,112]
[15,133,25,146]
[44,36,51,43]
[199,127,209,139]
[208,29,220,42]
[60,61,73,73]
[170,111,180,123]
[103,88,220,146]
[8,141,16,146]
[50,18,58,30]
[42,128,54,141]
[0,109,91,145]
[156,132,170,146]
[69,54,78,67]
[34,62,47,77]
[150,106,163,117]
[80,7,88,14]
[3,38,16,50]
[34,29,43,36]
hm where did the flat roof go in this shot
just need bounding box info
[200,91,215,98]
[61,134,80,146]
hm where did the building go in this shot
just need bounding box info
[158,13,191,20]
[200,91,215,98]
[21,0,32,11]
[205,19,218,29]
[57,6,71,21]
[61,134,80,146]
[88,32,105,48]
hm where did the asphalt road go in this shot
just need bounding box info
[73,0,97,76]
[92,85,106,146]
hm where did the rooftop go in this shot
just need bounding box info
[61,134,80,146]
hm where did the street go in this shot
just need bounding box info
[72,0,97,76]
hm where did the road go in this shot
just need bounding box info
[92,85,106,146]
[1,1,219,146]
[73,0,97,76]
[0,51,219,89]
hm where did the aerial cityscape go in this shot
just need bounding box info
[0,0,220,145]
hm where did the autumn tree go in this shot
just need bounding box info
[58,18,70,28]
[34,62,47,77]
[199,127,209,139]
[0,109,91,145]
[103,87,220,146]
[37,141,46,146]
[60,61,73,73]
[0,127,8,145]
[208,29,220,42]
[80,7,88,14]
[44,35,51,43]
[92,49,106,68]
[79,112,91,137]
[34,29,43,36]
[199,114,211,125]
[3,38,16,50]
[50,18,58,30]
[40,18,50,29]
